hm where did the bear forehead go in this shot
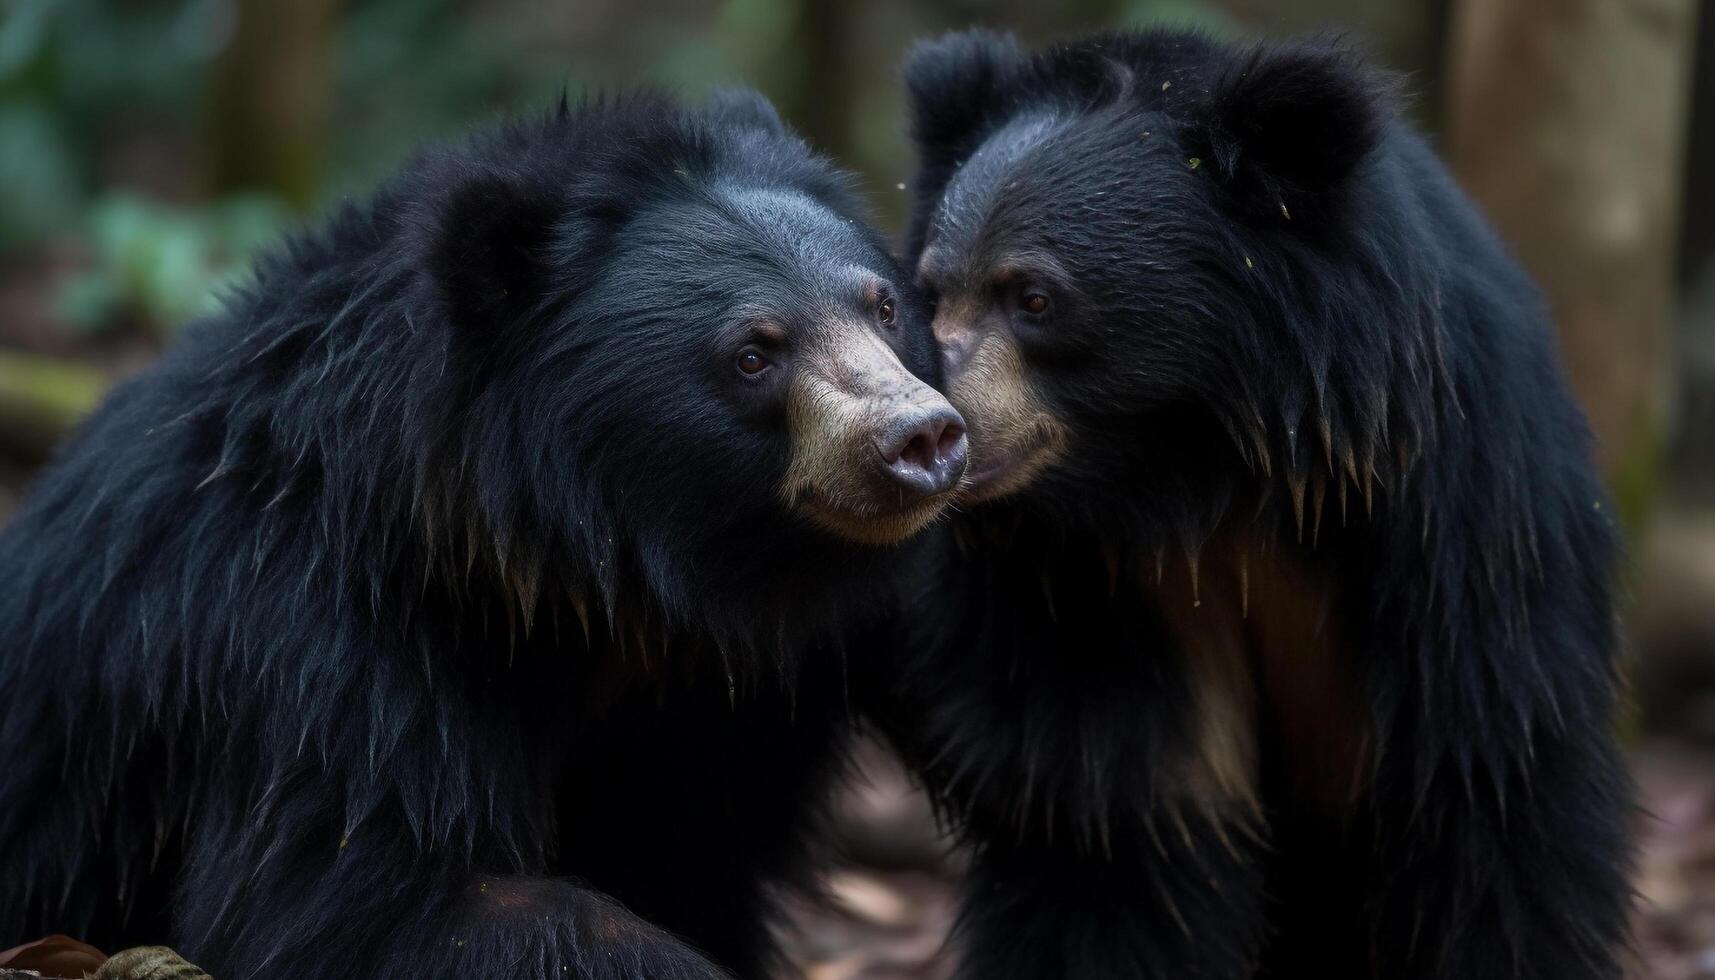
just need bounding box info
[703,184,898,311]
[717,184,875,266]
[612,183,893,327]
[933,113,1068,251]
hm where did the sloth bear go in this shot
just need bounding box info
[873,29,1633,980]
[0,91,966,979]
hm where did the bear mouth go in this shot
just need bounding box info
[794,485,954,547]
[962,418,1065,502]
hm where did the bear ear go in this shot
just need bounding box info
[706,88,787,137]
[1191,42,1388,225]
[904,29,1026,161]
[426,167,562,333]
[903,29,1026,256]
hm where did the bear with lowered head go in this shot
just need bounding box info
[0,90,967,980]
[876,28,1632,980]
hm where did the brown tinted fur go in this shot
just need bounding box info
[1152,532,1371,821]
[1151,543,1262,822]
[934,318,1066,502]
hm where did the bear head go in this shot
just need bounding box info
[903,30,1424,539]
[401,91,967,647]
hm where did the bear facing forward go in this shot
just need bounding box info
[872,29,1633,980]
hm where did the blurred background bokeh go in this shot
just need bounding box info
[0,0,1711,977]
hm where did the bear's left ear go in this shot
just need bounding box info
[425,166,563,334]
[706,88,787,137]
[902,30,1028,257]
[1188,43,1388,226]
[904,30,1027,162]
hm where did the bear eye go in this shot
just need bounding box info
[736,348,772,377]
[1019,289,1050,317]
[877,294,896,327]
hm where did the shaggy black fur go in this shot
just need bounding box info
[0,91,948,979]
[873,29,1634,979]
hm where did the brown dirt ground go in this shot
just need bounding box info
[781,739,1715,980]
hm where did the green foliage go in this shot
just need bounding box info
[0,0,1233,338]
[0,100,79,249]
[0,347,109,446]
[327,0,577,196]
[56,193,290,337]
[1123,0,1237,32]
[0,0,221,250]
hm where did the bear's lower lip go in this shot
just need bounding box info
[794,487,952,546]
[963,436,1046,498]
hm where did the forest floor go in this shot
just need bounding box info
[1632,740,1715,980]
[777,738,1715,980]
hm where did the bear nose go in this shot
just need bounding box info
[875,407,969,498]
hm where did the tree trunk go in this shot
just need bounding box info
[1445,0,1699,527]
[204,0,341,210]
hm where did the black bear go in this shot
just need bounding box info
[0,90,967,980]
[874,29,1633,980]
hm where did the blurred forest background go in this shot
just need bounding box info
[0,0,1712,977]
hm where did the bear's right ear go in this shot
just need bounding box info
[425,167,563,334]
[904,29,1026,164]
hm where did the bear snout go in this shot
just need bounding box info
[873,405,969,499]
